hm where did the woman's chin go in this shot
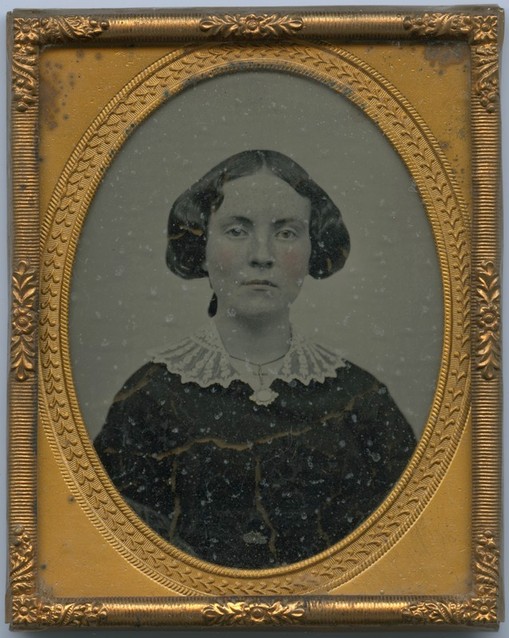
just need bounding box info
[221,300,289,321]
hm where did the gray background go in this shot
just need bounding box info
[1,0,507,637]
[70,71,442,440]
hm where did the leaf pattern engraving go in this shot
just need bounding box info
[200,13,303,38]
[10,525,35,595]
[403,13,474,38]
[203,601,305,625]
[12,599,108,628]
[11,261,37,381]
[403,13,497,42]
[476,262,500,379]
[473,45,499,113]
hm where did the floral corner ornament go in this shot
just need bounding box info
[12,597,108,628]
[12,16,109,112]
[403,12,499,113]
[402,531,500,626]
[9,526,108,628]
[402,12,497,43]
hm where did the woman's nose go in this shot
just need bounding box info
[249,234,274,268]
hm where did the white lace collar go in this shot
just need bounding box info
[151,323,345,397]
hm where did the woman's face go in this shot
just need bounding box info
[205,170,312,320]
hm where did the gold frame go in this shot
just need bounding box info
[7,6,502,629]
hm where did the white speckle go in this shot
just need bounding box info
[243,531,267,545]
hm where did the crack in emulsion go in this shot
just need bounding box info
[320,380,380,426]
[254,455,278,557]
[316,504,332,547]
[152,425,313,460]
[168,457,181,540]
[113,367,159,402]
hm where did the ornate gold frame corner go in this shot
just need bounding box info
[7,6,503,630]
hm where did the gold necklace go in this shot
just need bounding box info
[228,352,286,405]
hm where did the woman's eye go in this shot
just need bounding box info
[276,228,298,240]
[225,226,247,238]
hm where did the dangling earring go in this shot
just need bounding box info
[208,293,218,317]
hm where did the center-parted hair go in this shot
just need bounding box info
[166,150,350,280]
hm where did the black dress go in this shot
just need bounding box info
[94,347,416,569]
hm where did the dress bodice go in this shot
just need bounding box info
[94,348,416,568]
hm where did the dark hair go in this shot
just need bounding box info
[166,150,350,280]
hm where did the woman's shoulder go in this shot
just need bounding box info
[333,358,387,390]
[317,357,403,412]
[112,360,171,398]
[95,361,184,449]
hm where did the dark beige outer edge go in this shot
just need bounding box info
[7,10,40,624]
[7,6,501,42]
[7,5,503,629]
[470,9,503,625]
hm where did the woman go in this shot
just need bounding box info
[94,150,416,569]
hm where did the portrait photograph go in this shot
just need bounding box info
[69,70,441,568]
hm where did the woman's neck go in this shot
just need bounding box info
[213,311,292,365]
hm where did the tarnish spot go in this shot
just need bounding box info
[425,42,469,68]
[40,59,81,129]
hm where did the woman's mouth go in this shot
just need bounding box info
[243,279,277,288]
